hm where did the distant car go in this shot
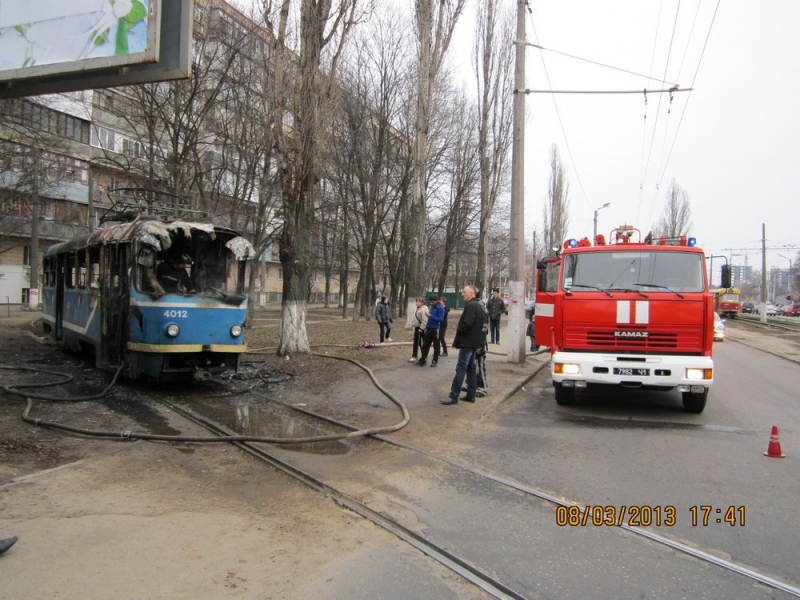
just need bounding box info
[775,305,788,316]
[766,304,778,316]
[713,313,725,342]
[741,302,755,314]
[784,303,800,317]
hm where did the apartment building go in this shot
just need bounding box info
[0,0,357,307]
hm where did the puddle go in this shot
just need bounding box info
[188,398,350,455]
[102,397,182,436]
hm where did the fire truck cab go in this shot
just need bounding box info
[535,226,715,413]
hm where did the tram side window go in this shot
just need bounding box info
[89,248,100,288]
[77,250,87,288]
[65,254,75,288]
[42,258,50,287]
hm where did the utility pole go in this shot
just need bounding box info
[532,230,537,297]
[760,223,767,324]
[28,149,40,311]
[508,0,527,364]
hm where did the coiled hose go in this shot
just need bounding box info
[0,353,410,444]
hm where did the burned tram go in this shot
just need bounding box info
[41,217,255,379]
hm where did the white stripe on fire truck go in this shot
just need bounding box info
[635,300,649,324]
[617,301,630,323]
[616,300,650,324]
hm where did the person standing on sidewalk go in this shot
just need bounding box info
[375,296,393,343]
[441,285,484,405]
[486,288,507,344]
[408,297,429,363]
[417,295,444,366]
[438,297,450,357]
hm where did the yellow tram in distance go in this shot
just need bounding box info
[712,287,741,319]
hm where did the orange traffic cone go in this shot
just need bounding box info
[763,425,785,458]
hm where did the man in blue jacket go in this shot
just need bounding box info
[417,295,445,366]
[441,285,485,404]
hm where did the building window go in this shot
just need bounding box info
[21,288,30,304]
[23,246,31,266]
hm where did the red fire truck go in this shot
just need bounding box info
[534,226,715,413]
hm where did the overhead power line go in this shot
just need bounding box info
[519,87,691,95]
[524,42,680,87]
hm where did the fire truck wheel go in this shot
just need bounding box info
[554,383,576,406]
[681,389,708,414]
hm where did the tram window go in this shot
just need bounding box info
[77,250,87,288]
[65,254,75,288]
[89,248,100,288]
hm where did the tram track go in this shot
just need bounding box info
[155,396,528,600]
[155,386,800,599]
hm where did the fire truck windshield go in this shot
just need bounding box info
[562,250,705,293]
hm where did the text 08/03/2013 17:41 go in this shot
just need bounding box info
[555,505,746,527]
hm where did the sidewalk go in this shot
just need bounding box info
[725,323,800,365]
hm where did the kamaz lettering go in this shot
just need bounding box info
[614,331,649,338]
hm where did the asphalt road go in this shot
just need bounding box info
[279,331,800,599]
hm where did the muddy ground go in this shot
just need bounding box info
[0,305,503,599]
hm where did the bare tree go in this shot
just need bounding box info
[406,0,466,324]
[473,1,514,292]
[541,144,569,252]
[431,93,480,296]
[271,0,364,355]
[652,179,692,238]
[329,14,413,321]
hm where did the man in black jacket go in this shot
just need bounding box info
[486,288,507,344]
[441,285,484,405]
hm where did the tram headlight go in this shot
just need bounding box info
[166,323,180,337]
[230,324,243,337]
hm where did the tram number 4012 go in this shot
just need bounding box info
[163,310,188,318]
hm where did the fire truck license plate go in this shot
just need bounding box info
[613,367,649,376]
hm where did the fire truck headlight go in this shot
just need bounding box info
[686,368,712,380]
[230,324,243,337]
[166,323,180,337]
[554,362,580,375]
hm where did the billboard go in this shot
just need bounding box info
[0,1,160,79]
[0,0,191,99]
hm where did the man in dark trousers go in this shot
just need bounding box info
[441,285,485,405]
[438,297,450,357]
[486,287,507,344]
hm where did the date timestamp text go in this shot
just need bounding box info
[555,505,746,527]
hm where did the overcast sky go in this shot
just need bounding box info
[449,0,799,273]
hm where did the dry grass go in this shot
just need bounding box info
[247,306,421,350]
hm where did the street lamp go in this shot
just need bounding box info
[593,202,611,242]
[778,254,792,299]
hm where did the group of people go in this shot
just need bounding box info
[408,295,449,366]
[375,285,538,405]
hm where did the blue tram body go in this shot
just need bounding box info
[41,217,255,380]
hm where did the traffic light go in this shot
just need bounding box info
[720,264,731,288]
